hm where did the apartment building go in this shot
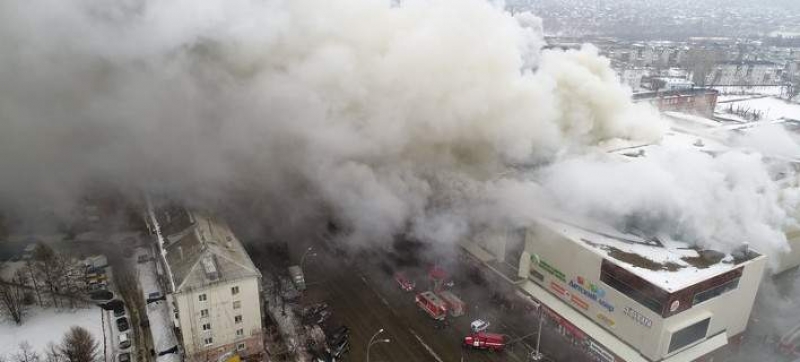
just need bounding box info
[709,60,783,86]
[462,216,766,362]
[151,206,264,362]
[633,88,718,116]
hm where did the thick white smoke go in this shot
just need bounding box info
[0,0,797,266]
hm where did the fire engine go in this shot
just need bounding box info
[463,332,505,351]
[394,272,415,292]
[415,291,448,320]
[437,290,465,317]
[778,323,800,357]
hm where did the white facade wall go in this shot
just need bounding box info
[175,276,263,358]
[711,64,782,85]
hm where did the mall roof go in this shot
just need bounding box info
[536,217,761,292]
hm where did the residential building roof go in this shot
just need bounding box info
[154,207,260,293]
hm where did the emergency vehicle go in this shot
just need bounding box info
[779,323,800,357]
[415,291,448,320]
[463,332,505,351]
[437,290,465,317]
[394,272,415,292]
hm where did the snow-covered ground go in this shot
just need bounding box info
[717,97,800,121]
[0,307,104,358]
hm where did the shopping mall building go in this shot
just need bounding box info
[461,216,766,362]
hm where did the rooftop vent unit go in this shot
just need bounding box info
[201,255,219,281]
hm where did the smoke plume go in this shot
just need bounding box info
[0,0,798,267]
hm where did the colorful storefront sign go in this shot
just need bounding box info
[569,276,615,313]
[596,313,616,328]
[571,295,589,310]
[532,254,566,282]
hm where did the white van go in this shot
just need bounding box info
[119,332,131,349]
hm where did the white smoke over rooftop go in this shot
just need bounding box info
[0,0,797,266]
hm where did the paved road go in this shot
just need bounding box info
[299,241,591,362]
[243,223,591,362]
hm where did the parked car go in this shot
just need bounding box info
[329,332,348,349]
[100,299,123,311]
[117,353,131,362]
[113,306,126,318]
[328,325,349,342]
[89,289,114,301]
[146,291,165,304]
[116,317,130,332]
[118,333,131,349]
[470,319,490,333]
[331,339,350,359]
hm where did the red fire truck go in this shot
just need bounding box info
[394,272,415,292]
[415,291,448,320]
[778,323,800,357]
[463,332,505,351]
[437,290,465,317]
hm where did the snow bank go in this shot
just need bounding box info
[134,248,179,357]
[0,307,103,358]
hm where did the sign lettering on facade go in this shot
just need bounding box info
[623,306,653,328]
[532,254,566,282]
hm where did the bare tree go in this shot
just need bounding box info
[0,270,28,324]
[24,261,43,306]
[43,343,62,362]
[14,342,40,362]
[59,326,99,362]
[33,244,69,308]
[686,48,724,86]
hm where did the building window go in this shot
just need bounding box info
[233,301,241,309]
[530,269,544,282]
[202,323,211,331]
[231,286,240,295]
[200,309,209,318]
[199,293,207,302]
[600,260,668,315]
[668,318,710,353]
[204,337,213,346]
[237,343,246,351]
[235,315,243,324]
[236,328,244,337]
[693,278,739,305]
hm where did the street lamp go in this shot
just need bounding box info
[366,328,391,362]
[300,246,316,270]
[530,304,545,361]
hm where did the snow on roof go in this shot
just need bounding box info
[537,217,760,292]
[608,128,730,159]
